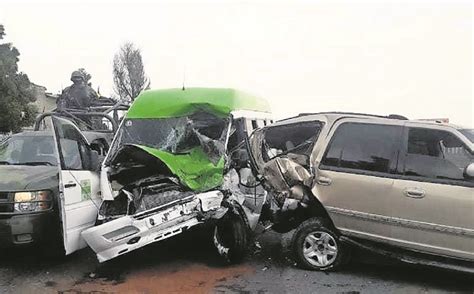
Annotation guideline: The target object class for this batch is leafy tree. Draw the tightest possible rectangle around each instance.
[0,24,38,133]
[113,42,150,101]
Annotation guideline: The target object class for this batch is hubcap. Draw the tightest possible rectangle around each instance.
[302,231,338,267]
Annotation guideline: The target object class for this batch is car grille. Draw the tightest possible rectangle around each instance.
[0,192,14,213]
[0,192,8,200]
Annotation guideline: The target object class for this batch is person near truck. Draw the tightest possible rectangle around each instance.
[57,70,98,110]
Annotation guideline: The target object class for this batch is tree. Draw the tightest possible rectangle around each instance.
[0,25,38,133]
[113,42,150,101]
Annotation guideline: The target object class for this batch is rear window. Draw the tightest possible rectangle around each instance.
[321,123,402,174]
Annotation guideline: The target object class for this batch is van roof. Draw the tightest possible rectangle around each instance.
[126,88,271,119]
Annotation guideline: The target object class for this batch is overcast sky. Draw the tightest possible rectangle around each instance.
[1,0,472,126]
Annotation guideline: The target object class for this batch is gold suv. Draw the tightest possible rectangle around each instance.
[249,113,474,272]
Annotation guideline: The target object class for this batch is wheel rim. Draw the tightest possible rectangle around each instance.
[302,231,338,267]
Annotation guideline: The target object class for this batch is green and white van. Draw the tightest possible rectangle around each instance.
[82,88,272,262]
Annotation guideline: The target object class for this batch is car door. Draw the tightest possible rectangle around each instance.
[51,116,101,255]
[313,120,404,242]
[389,125,474,260]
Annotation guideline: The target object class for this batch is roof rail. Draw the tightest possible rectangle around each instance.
[296,112,408,120]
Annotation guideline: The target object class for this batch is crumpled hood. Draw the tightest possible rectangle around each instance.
[133,144,225,192]
[0,165,59,191]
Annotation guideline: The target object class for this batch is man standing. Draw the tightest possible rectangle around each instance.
[57,70,98,110]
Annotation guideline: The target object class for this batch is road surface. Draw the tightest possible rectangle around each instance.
[0,229,472,293]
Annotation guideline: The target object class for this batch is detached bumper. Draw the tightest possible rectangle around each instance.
[82,191,226,262]
[0,212,55,247]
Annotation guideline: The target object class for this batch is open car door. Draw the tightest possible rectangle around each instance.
[51,116,101,255]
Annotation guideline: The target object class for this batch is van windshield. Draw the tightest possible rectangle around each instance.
[108,111,230,164]
[0,135,58,166]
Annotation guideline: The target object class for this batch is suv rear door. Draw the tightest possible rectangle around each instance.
[389,125,474,260]
[315,120,403,242]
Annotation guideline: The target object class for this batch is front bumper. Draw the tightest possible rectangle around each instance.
[82,190,226,262]
[0,211,56,247]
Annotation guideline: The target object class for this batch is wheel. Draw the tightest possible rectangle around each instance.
[291,217,348,271]
[213,212,249,264]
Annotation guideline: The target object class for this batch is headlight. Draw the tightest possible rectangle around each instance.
[14,191,52,212]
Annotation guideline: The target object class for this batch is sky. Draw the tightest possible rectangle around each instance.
[0,0,472,126]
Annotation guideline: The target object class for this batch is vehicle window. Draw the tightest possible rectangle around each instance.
[262,121,322,162]
[0,135,58,166]
[245,119,254,134]
[404,128,473,182]
[459,129,474,143]
[321,123,402,173]
[60,139,84,170]
[107,111,229,166]
[227,119,245,151]
[54,117,88,170]
[251,120,258,130]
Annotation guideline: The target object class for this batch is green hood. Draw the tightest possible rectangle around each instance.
[133,145,225,191]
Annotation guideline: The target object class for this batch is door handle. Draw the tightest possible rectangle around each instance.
[316,177,332,186]
[64,183,77,188]
[404,188,425,199]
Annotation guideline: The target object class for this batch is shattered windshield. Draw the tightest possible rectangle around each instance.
[107,111,230,165]
[459,129,474,143]
[0,135,58,166]
[262,121,323,162]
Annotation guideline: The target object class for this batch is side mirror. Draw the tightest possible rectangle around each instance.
[464,163,474,178]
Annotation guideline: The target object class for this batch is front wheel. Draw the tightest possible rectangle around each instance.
[291,217,349,271]
[213,212,249,264]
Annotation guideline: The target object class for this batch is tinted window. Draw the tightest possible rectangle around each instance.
[404,128,473,182]
[321,123,401,173]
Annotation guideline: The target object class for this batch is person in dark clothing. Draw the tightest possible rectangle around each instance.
[57,71,98,110]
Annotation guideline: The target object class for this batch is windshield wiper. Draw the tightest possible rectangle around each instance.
[0,161,11,165]
[15,161,54,166]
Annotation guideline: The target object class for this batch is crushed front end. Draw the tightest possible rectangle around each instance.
[248,120,323,232]
[82,110,266,262]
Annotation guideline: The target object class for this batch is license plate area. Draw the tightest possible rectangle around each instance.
[144,199,199,229]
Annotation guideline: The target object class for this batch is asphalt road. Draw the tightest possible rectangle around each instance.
[0,229,472,294]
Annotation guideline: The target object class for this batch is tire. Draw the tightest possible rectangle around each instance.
[291,217,349,271]
[213,212,249,264]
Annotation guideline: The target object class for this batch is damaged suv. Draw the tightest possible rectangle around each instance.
[82,88,272,262]
[250,113,474,272]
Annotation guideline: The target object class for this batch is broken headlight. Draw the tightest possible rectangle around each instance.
[14,191,52,212]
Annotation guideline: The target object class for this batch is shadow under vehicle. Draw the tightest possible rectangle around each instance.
[81,88,273,263]
[248,112,474,273]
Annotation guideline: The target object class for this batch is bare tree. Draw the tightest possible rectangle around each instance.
[113,42,150,101]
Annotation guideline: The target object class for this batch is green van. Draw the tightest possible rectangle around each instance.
[82,88,272,262]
